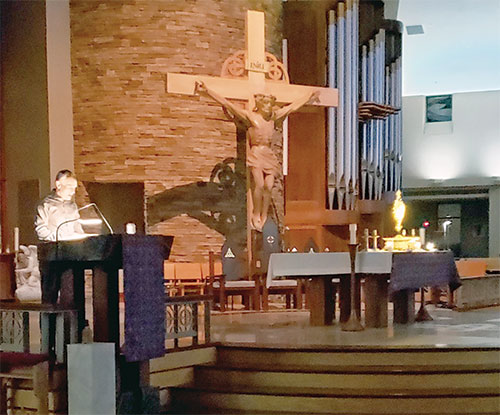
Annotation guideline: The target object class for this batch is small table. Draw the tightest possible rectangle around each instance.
[267,251,460,327]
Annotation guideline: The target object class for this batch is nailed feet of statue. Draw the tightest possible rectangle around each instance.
[251,215,265,232]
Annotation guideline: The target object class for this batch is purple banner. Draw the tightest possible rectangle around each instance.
[122,235,167,362]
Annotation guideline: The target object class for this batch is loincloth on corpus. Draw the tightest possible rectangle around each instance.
[247,145,279,176]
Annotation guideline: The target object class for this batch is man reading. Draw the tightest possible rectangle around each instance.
[35,170,86,242]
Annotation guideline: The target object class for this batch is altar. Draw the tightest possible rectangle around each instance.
[267,251,461,327]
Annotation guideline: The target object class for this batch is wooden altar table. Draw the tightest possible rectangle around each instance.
[266,251,460,327]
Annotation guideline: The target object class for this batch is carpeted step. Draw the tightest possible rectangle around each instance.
[215,344,500,368]
[193,364,500,390]
[170,387,500,414]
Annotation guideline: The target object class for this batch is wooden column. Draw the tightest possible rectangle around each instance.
[307,276,336,326]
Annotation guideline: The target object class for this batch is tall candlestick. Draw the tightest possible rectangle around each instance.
[349,223,357,244]
[14,227,20,252]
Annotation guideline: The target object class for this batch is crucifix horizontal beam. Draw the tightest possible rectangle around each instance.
[167,73,338,107]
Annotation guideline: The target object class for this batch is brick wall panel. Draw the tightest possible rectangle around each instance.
[70,0,283,261]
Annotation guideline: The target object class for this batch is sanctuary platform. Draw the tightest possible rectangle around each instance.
[165,306,500,415]
[210,305,500,348]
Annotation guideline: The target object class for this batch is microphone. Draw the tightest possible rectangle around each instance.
[55,217,103,243]
[78,203,114,235]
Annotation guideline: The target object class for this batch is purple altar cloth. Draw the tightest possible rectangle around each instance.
[122,235,166,362]
[389,251,461,295]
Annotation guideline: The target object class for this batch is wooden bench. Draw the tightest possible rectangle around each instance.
[453,258,500,310]
[0,301,77,414]
[164,262,206,296]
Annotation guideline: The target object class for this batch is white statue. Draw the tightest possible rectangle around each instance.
[15,245,42,302]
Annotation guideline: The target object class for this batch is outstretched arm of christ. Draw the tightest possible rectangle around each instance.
[274,90,320,122]
[195,81,250,126]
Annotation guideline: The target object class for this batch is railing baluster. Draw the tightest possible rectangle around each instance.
[164,295,212,350]
[22,311,30,352]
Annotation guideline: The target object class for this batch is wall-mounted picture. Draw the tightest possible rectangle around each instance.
[426,94,452,123]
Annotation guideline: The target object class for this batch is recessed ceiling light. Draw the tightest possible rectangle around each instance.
[406,25,424,35]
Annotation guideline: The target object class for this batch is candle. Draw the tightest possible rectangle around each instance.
[372,229,378,250]
[349,224,357,244]
[14,227,19,252]
[419,228,426,246]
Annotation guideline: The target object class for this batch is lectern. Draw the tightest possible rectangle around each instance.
[38,234,173,362]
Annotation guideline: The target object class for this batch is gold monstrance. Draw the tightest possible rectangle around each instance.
[383,190,420,251]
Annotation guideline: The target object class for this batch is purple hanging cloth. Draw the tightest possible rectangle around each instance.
[122,235,171,361]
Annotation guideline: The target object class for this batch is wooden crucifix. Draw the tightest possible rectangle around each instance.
[167,10,338,267]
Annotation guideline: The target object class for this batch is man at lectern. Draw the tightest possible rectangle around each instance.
[35,169,86,242]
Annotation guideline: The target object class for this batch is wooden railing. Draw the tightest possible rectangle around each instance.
[0,301,77,363]
[165,294,212,349]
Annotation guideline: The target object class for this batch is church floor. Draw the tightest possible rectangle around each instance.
[210,305,500,348]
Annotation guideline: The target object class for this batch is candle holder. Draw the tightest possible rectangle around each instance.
[415,287,433,322]
[342,243,364,331]
[372,230,380,251]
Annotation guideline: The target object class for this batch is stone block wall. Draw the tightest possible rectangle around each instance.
[70,0,283,261]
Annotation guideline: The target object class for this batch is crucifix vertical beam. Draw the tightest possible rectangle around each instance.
[166,10,337,277]
[246,10,266,94]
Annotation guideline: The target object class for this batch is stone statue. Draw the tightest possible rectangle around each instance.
[195,80,318,231]
[15,245,42,302]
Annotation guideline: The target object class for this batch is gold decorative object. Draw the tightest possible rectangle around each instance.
[383,190,421,251]
[392,190,405,234]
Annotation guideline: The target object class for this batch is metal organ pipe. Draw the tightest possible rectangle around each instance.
[358,27,407,202]
[328,0,359,210]
[360,45,368,200]
[326,1,402,208]
[327,10,336,209]
[367,38,375,200]
[344,0,353,210]
[335,2,346,210]
[350,0,359,210]
[395,57,402,191]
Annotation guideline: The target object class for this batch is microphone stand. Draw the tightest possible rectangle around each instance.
[79,203,114,235]
[55,217,80,260]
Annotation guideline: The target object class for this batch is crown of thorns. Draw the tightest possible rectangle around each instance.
[254,94,277,103]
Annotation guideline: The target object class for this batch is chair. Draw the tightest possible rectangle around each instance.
[261,276,303,311]
[206,251,260,312]
[164,262,177,296]
[174,263,205,295]
[0,302,77,414]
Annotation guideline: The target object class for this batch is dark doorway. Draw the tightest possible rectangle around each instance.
[84,182,145,235]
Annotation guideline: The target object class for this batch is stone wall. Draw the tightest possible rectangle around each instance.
[70,0,283,261]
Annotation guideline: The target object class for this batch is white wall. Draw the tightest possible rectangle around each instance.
[402,90,500,188]
[46,0,74,180]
